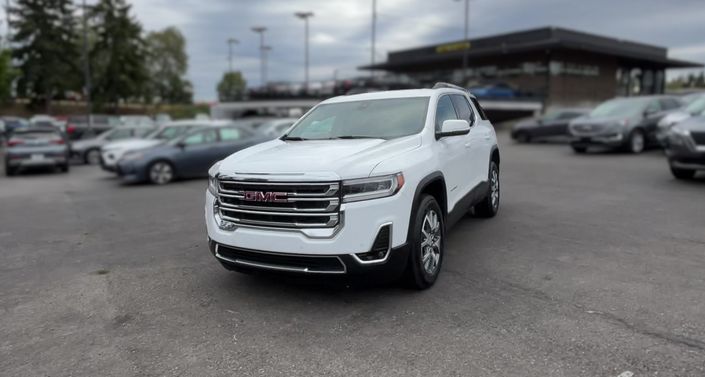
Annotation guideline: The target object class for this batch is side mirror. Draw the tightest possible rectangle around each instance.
[437,119,471,138]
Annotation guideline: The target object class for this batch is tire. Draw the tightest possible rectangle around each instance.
[670,166,695,180]
[5,163,16,176]
[571,144,588,153]
[148,160,175,185]
[474,161,500,218]
[84,148,101,165]
[405,194,444,290]
[515,132,531,143]
[626,129,645,154]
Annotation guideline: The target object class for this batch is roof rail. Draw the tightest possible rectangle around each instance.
[432,82,465,91]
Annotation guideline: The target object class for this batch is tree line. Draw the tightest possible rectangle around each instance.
[0,0,193,111]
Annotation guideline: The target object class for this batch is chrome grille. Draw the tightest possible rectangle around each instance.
[215,179,341,228]
[572,123,604,134]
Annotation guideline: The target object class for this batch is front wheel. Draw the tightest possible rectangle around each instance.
[405,195,444,290]
[84,148,101,165]
[627,129,645,154]
[670,166,695,180]
[148,161,175,185]
[571,145,587,154]
[474,161,500,218]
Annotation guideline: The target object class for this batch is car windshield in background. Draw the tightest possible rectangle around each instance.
[589,98,648,118]
[685,96,705,115]
[284,97,429,140]
[148,126,194,140]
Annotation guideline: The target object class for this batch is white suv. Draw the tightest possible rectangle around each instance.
[205,83,500,289]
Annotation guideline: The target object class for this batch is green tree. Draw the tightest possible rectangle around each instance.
[217,71,246,102]
[145,27,193,104]
[10,0,80,110]
[89,0,148,110]
[0,49,18,102]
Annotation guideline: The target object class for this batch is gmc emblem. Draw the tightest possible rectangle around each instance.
[243,191,288,203]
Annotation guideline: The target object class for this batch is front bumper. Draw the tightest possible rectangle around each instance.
[205,186,413,275]
[570,132,625,148]
[665,136,705,170]
[115,159,148,182]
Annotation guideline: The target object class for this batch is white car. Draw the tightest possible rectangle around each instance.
[100,120,228,172]
[205,83,500,289]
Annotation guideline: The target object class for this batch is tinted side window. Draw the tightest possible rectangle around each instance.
[220,127,251,141]
[435,96,458,131]
[469,97,488,120]
[450,95,475,125]
[646,100,661,113]
[659,98,680,110]
[183,129,217,145]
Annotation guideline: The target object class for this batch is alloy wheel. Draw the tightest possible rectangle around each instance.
[490,167,500,210]
[631,132,645,153]
[420,209,442,276]
[150,162,173,184]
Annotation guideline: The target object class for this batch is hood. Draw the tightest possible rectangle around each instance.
[219,135,422,180]
[675,115,705,132]
[658,111,690,129]
[102,138,162,152]
[570,114,635,126]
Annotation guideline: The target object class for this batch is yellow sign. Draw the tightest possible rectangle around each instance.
[435,42,471,54]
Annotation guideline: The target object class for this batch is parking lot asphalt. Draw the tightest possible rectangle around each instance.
[1,131,704,377]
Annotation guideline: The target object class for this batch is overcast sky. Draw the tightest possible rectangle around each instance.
[126,0,705,101]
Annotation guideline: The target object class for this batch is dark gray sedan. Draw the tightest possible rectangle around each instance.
[115,124,268,184]
[511,109,589,143]
[4,127,70,176]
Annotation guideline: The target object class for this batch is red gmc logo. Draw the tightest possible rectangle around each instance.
[243,191,288,203]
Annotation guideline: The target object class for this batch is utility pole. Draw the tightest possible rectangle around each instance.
[454,0,470,85]
[227,37,238,72]
[81,0,92,129]
[251,26,267,88]
[370,0,376,78]
[294,11,313,94]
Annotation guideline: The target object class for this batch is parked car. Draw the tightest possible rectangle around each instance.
[116,123,268,184]
[65,114,120,140]
[100,120,221,172]
[656,94,705,146]
[568,95,683,153]
[155,113,172,125]
[257,118,298,138]
[4,127,70,176]
[1,117,29,137]
[469,83,517,99]
[118,115,154,127]
[205,83,500,289]
[511,109,589,143]
[71,126,156,165]
[663,115,705,179]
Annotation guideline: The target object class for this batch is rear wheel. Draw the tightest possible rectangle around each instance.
[627,129,645,154]
[5,163,16,176]
[571,145,587,153]
[148,160,175,185]
[405,195,444,290]
[515,132,531,143]
[84,148,101,165]
[474,161,500,218]
[670,166,695,180]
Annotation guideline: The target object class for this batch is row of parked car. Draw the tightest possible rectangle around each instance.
[511,92,705,179]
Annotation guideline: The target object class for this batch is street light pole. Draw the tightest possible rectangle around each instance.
[370,0,376,78]
[251,26,267,87]
[294,11,314,94]
[81,0,92,129]
[227,37,238,73]
[454,0,470,85]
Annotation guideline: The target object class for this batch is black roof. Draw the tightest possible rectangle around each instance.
[361,26,702,70]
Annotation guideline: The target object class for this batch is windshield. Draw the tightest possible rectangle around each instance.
[590,98,648,118]
[147,125,195,140]
[685,96,705,115]
[284,97,429,140]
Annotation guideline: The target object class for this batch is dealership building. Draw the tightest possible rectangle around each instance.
[361,27,702,108]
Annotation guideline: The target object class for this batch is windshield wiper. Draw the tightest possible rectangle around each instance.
[281,136,308,141]
[331,135,380,139]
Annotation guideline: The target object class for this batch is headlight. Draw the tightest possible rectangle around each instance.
[671,126,690,136]
[208,161,221,196]
[342,173,404,203]
[121,152,143,161]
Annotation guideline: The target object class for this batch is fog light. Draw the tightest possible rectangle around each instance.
[354,224,391,263]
